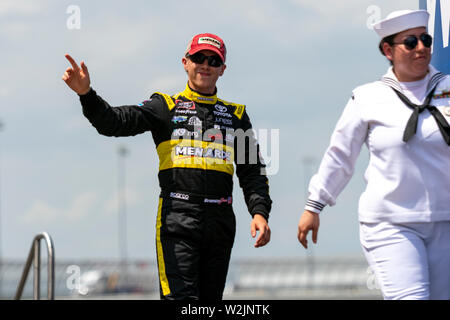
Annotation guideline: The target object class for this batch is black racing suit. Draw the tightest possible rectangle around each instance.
[79,83,272,300]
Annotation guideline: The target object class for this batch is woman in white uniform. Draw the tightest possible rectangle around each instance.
[297,9,450,300]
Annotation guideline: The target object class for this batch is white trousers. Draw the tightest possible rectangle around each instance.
[360,221,450,300]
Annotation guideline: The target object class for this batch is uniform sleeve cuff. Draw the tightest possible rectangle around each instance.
[304,199,326,214]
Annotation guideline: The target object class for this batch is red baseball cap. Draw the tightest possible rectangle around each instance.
[185,33,227,63]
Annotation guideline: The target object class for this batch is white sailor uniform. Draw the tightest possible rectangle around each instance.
[305,65,450,299]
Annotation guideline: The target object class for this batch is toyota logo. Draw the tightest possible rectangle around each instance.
[215,105,228,113]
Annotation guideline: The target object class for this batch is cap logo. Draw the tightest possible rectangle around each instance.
[198,37,221,49]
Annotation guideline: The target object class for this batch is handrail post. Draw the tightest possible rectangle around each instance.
[33,239,41,300]
[14,232,55,300]
[14,242,34,300]
[44,232,55,300]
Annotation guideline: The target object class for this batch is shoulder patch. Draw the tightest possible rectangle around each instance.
[217,98,246,120]
[233,104,245,119]
[152,92,176,111]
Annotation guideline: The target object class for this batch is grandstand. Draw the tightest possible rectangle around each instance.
[0,255,382,300]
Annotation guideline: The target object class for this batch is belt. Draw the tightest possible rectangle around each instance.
[160,190,233,205]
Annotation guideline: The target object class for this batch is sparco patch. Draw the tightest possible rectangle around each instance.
[170,192,189,200]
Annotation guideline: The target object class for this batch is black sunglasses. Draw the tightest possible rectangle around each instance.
[393,33,433,50]
[187,52,223,67]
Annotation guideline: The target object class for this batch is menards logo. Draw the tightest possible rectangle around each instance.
[175,145,231,161]
[198,37,221,49]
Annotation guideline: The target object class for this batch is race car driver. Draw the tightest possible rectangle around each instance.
[62,33,272,300]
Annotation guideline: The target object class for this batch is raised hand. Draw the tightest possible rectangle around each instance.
[62,54,91,95]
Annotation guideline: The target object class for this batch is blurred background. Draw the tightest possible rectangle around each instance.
[0,0,446,299]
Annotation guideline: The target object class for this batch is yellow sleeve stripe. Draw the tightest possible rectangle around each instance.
[154,92,176,111]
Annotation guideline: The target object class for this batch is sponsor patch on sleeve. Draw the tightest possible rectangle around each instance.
[138,99,152,107]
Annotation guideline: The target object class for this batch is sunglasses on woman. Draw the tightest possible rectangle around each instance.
[186,52,224,67]
[393,33,433,50]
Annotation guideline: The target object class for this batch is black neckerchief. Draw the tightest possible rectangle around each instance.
[392,86,450,145]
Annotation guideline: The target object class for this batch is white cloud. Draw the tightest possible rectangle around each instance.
[0,20,30,38]
[146,74,187,94]
[290,0,417,15]
[290,0,364,15]
[21,200,59,224]
[21,191,99,224]
[68,11,179,71]
[287,0,419,35]
[0,0,45,16]
[104,187,145,216]
[65,192,98,221]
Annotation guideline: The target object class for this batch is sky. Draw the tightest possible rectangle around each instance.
[0,0,428,262]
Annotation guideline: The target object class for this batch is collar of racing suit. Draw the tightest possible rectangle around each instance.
[179,83,218,105]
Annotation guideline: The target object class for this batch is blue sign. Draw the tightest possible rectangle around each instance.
[420,0,450,74]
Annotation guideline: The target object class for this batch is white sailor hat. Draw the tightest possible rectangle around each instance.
[372,9,429,38]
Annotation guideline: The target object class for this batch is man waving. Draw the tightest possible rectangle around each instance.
[62,33,272,300]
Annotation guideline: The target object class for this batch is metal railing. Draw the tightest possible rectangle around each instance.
[14,232,55,300]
